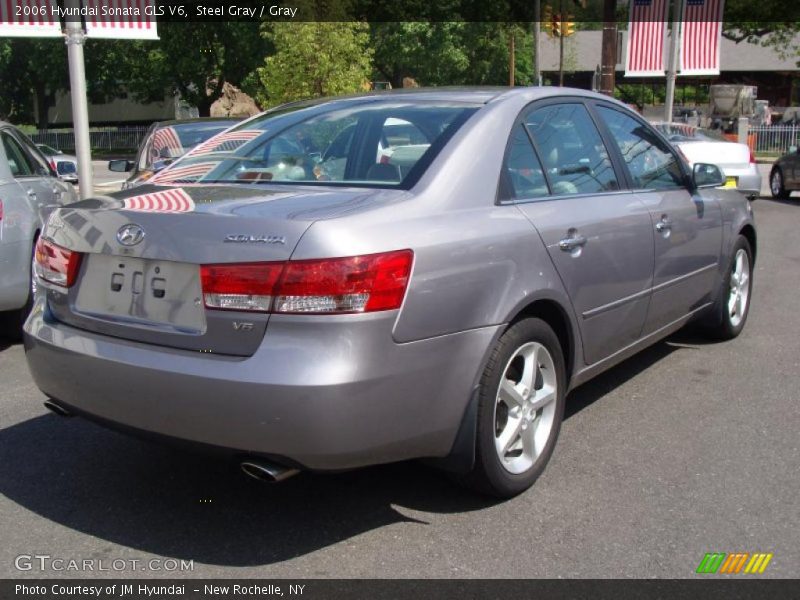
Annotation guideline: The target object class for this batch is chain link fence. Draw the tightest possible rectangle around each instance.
[30,127,149,153]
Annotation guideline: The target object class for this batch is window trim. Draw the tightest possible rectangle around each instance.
[587,100,693,193]
[1,129,38,179]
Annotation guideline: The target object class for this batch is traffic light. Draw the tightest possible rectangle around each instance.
[563,15,575,37]
[551,12,562,37]
[543,4,554,38]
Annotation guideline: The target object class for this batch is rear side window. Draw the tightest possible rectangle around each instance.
[501,125,548,201]
[2,132,35,177]
[597,107,686,190]
[525,103,619,195]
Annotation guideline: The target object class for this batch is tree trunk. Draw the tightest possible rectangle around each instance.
[34,83,52,131]
[196,99,212,118]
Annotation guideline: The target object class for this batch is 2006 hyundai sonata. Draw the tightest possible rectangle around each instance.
[24,88,756,497]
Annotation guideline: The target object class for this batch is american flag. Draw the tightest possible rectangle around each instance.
[151,127,183,157]
[0,0,60,37]
[123,188,195,213]
[151,162,217,184]
[187,130,262,157]
[680,0,725,76]
[83,0,158,40]
[624,0,670,77]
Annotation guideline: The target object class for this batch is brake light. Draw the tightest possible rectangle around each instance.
[34,238,82,287]
[49,160,57,172]
[749,149,756,164]
[0,199,3,222]
[200,250,413,314]
[200,263,283,312]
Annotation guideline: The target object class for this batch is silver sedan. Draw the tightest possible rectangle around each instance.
[1,123,76,335]
[24,89,756,497]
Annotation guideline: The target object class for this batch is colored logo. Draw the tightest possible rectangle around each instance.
[696,552,773,574]
[116,224,145,247]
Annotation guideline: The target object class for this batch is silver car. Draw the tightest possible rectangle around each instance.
[36,144,79,184]
[24,89,756,497]
[653,122,762,199]
[1,123,76,335]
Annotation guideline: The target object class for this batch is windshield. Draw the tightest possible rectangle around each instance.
[150,102,479,188]
[140,121,239,171]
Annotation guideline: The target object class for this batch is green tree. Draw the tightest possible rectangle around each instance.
[252,22,373,107]
[125,22,269,117]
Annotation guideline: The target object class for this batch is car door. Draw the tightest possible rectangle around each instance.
[2,129,64,214]
[593,104,722,335]
[507,101,655,365]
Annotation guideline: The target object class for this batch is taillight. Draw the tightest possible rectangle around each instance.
[749,150,756,164]
[34,238,82,287]
[200,262,283,312]
[0,199,4,222]
[200,250,413,314]
[49,160,57,172]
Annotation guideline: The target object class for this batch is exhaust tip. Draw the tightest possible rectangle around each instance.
[240,460,300,483]
[43,400,72,417]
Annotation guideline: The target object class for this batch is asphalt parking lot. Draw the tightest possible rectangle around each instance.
[1,164,798,579]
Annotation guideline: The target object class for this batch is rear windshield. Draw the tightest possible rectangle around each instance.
[150,102,479,188]
[141,121,238,170]
[656,124,728,143]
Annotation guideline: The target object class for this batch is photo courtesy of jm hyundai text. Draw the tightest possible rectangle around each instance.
[23,88,756,498]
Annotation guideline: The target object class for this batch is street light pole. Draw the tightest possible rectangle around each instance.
[664,0,684,122]
[64,1,93,199]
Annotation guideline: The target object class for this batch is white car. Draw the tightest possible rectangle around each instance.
[1,124,76,335]
[36,143,79,184]
[654,122,761,199]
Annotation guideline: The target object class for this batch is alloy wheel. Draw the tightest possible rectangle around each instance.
[728,248,750,328]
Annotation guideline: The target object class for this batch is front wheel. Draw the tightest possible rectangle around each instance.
[460,318,566,498]
[701,235,753,340]
[770,168,789,200]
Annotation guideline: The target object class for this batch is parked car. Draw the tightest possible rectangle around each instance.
[108,118,241,189]
[0,123,77,335]
[769,146,800,199]
[24,89,756,497]
[653,122,761,199]
[36,143,79,184]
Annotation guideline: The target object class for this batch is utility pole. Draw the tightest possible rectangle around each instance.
[664,0,684,122]
[599,0,617,96]
[64,0,93,199]
[509,28,516,86]
[558,0,565,86]
[533,0,541,85]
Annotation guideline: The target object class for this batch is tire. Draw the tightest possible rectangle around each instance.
[770,168,789,200]
[702,235,753,340]
[459,318,566,498]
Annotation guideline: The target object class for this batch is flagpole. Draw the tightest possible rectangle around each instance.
[664,0,684,122]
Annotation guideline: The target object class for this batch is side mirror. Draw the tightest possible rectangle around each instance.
[693,163,725,188]
[108,159,134,173]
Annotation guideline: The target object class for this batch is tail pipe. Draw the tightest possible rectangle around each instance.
[240,459,300,483]
[43,399,72,417]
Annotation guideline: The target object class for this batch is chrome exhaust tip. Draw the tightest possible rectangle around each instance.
[43,400,72,417]
[240,460,300,483]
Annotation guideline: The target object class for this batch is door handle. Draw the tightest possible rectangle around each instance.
[559,232,588,252]
[655,215,672,233]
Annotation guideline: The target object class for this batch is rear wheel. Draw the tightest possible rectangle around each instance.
[460,318,566,498]
[770,168,789,200]
[701,235,753,340]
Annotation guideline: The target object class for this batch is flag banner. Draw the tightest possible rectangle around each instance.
[680,0,725,76]
[0,0,61,37]
[83,0,158,40]
[151,162,218,184]
[625,0,670,77]
[123,188,195,213]
[186,130,262,157]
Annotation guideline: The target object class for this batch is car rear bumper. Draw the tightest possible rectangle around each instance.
[24,300,499,470]
[723,166,762,197]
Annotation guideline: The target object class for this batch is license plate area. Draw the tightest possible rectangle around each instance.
[723,176,738,189]
[74,254,206,333]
